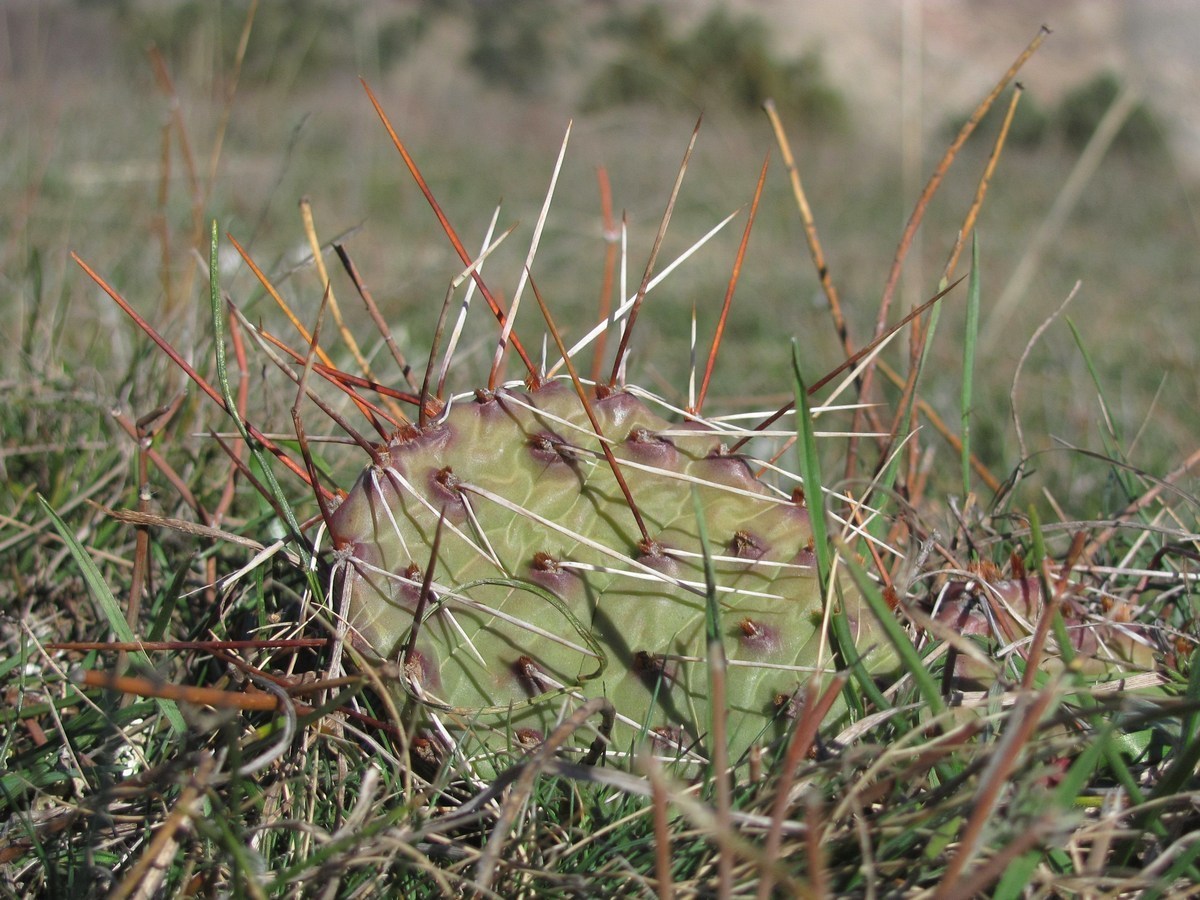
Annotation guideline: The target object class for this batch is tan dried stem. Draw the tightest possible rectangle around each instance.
[762,99,852,364]
[850,26,1049,474]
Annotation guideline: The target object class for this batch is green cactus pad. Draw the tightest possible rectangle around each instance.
[329,378,895,768]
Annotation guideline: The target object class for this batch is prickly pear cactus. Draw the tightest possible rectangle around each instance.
[329,377,894,768]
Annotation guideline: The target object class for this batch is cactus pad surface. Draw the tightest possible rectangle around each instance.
[329,379,893,767]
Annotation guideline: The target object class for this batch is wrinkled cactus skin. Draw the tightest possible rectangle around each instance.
[328,378,894,767]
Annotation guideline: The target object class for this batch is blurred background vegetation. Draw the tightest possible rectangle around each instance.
[4,0,1197,515]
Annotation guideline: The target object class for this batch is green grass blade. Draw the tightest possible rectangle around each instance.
[872,276,950,511]
[1027,504,1047,570]
[1065,315,1123,448]
[1181,645,1200,747]
[1054,722,1113,804]
[148,553,195,642]
[207,221,314,573]
[792,342,883,715]
[1143,840,1200,900]
[692,488,721,652]
[791,340,830,591]
[37,495,186,733]
[993,851,1041,900]
[693,486,728,745]
[841,551,943,716]
[995,712,1113,900]
[961,235,981,501]
[692,486,732,891]
[38,496,133,644]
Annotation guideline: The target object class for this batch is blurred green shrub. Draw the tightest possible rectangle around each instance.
[94,0,426,84]
[583,6,846,128]
[1058,71,1163,153]
[464,0,567,94]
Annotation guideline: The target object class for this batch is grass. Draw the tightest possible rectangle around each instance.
[4,6,1200,898]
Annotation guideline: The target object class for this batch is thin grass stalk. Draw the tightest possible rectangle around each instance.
[1021,525,1082,692]
[992,725,1117,899]
[426,222,519,420]
[74,668,295,712]
[300,198,388,406]
[1144,840,1200,900]
[48,639,328,653]
[693,489,731,898]
[109,753,217,900]
[475,698,615,890]
[942,87,1022,285]
[1066,318,1129,461]
[874,361,1002,493]
[110,410,206,522]
[876,293,943,508]
[205,0,257,190]
[253,331,409,434]
[227,233,335,369]
[803,791,828,898]
[208,225,324,576]
[76,247,332,497]
[791,343,884,716]
[762,99,852,364]
[947,813,1057,900]
[214,310,251,526]
[850,27,1048,474]
[882,83,1016,500]
[729,281,957,456]
[39,501,187,732]
[875,24,1048,348]
[643,753,675,900]
[154,119,174,310]
[124,410,157,645]
[1085,443,1200,560]
[146,45,212,314]
[960,236,982,501]
[548,209,738,379]
[231,304,385,455]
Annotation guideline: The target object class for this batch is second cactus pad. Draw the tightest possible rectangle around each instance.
[329,379,893,767]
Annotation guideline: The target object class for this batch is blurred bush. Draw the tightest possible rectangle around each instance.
[91,0,427,84]
[582,6,846,128]
[463,0,568,94]
[1058,71,1163,153]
